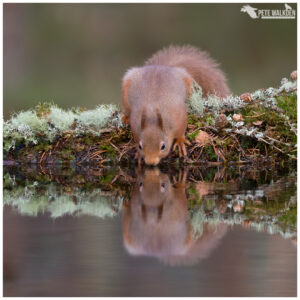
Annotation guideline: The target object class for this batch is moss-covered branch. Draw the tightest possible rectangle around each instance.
[4,71,297,166]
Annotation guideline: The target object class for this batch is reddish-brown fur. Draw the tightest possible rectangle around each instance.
[122,45,230,165]
[145,45,230,97]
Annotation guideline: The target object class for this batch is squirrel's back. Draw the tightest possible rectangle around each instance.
[145,45,230,97]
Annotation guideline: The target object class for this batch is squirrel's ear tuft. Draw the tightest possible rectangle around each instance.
[156,109,164,130]
[141,109,146,130]
[183,76,192,99]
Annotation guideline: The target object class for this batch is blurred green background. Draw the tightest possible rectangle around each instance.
[3,3,297,119]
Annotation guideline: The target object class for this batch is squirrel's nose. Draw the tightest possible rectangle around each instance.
[144,157,160,166]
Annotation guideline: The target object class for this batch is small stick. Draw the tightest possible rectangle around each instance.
[88,150,107,160]
[265,135,292,147]
[110,142,120,152]
[77,146,92,165]
[258,138,285,153]
[245,113,266,118]
[39,151,47,164]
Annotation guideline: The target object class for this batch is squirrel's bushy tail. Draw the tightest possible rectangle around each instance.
[145,45,230,97]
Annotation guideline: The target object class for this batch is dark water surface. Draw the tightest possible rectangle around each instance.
[3,166,297,297]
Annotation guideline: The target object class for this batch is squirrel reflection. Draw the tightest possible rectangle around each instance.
[122,168,227,266]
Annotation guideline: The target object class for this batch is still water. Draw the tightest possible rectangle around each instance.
[3,165,297,297]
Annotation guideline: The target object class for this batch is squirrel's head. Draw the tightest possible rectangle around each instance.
[138,110,171,166]
[137,167,170,206]
[139,127,171,166]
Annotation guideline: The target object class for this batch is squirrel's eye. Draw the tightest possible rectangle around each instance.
[138,143,142,150]
[160,143,165,150]
[161,183,165,188]
[139,182,143,187]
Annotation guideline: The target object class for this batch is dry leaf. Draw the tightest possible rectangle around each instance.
[290,70,297,81]
[215,113,228,129]
[195,130,211,145]
[240,93,252,103]
[253,120,263,126]
[233,204,243,212]
[233,113,243,122]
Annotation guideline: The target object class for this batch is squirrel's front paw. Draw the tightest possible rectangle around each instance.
[172,168,188,188]
[173,136,191,157]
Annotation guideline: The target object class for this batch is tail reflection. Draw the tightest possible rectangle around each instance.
[122,168,227,266]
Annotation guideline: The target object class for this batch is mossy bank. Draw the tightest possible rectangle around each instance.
[3,72,297,167]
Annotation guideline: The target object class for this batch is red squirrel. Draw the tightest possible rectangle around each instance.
[121,45,230,165]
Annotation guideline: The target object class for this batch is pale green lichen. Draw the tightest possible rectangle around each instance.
[48,107,77,132]
[278,77,297,93]
[4,110,49,149]
[189,209,206,238]
[187,81,245,117]
[187,82,205,115]
[4,182,123,219]
[188,74,297,117]
[75,105,122,136]
[187,201,296,240]
[4,104,122,151]
[224,115,265,139]
[206,94,223,112]
[10,110,49,133]
[48,197,77,218]
[251,89,265,100]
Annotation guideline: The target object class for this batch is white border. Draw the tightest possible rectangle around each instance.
[1,2,298,300]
